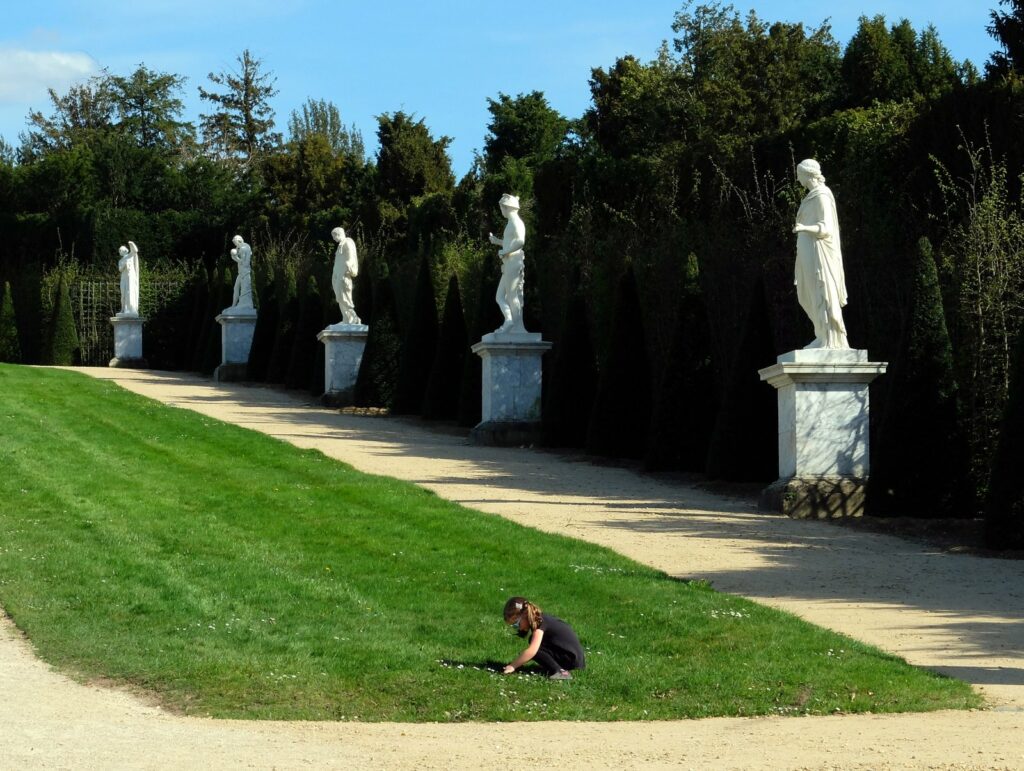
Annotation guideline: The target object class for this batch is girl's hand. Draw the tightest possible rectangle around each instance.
[502,665,515,674]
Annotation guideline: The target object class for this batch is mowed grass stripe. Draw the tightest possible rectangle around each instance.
[0,364,980,720]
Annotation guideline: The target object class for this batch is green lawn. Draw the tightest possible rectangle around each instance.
[0,364,981,720]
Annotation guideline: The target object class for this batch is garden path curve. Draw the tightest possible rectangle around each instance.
[1,367,1021,770]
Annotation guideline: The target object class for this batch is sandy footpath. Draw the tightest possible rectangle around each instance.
[1,366,1022,770]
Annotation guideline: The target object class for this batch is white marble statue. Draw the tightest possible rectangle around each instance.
[487,193,527,334]
[792,159,849,349]
[228,235,254,312]
[331,226,361,325]
[116,240,140,317]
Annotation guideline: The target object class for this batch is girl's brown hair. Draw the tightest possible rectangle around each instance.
[503,596,543,631]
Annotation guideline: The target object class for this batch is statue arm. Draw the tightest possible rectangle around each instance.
[488,233,502,246]
[128,241,138,255]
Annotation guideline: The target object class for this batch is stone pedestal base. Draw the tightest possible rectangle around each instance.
[214,310,258,382]
[758,349,886,518]
[759,476,867,519]
[317,324,369,407]
[470,332,552,446]
[109,315,146,368]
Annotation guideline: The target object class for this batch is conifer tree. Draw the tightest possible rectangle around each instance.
[645,255,717,471]
[457,260,503,426]
[266,265,299,384]
[422,274,468,420]
[586,265,653,459]
[185,267,211,371]
[247,271,279,381]
[201,266,233,375]
[871,238,969,517]
[543,270,597,448]
[0,281,21,363]
[354,275,402,408]
[44,273,80,366]
[391,257,439,415]
[285,274,324,390]
[705,273,777,481]
[985,326,1024,549]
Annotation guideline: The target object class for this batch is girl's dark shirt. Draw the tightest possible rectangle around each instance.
[520,613,586,669]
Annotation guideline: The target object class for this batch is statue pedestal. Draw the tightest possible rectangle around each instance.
[109,315,146,368]
[758,349,886,518]
[317,324,369,407]
[470,332,553,446]
[214,309,258,382]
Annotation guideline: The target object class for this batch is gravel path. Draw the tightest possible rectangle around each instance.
[2,367,1021,770]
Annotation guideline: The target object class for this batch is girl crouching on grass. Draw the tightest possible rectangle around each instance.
[502,596,586,680]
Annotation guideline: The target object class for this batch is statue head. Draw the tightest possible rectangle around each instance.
[796,159,825,189]
[331,227,345,243]
[118,245,129,257]
[232,234,244,247]
[498,193,520,215]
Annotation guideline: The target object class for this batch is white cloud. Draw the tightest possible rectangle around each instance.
[0,49,101,103]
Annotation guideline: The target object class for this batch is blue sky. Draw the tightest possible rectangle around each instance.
[0,1,998,176]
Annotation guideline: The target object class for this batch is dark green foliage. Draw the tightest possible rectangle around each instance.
[0,281,21,363]
[391,258,439,415]
[354,277,402,408]
[985,326,1024,548]
[645,256,718,471]
[285,275,324,390]
[201,267,234,375]
[185,268,211,372]
[871,238,969,518]
[247,275,279,382]
[543,273,598,448]
[421,275,468,420]
[705,274,777,482]
[266,267,299,385]
[586,266,653,459]
[457,261,503,427]
[987,0,1024,78]
[43,273,80,366]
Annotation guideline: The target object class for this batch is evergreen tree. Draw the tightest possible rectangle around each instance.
[457,260,503,427]
[871,238,969,517]
[185,267,211,371]
[0,281,22,363]
[198,49,280,164]
[107,64,193,153]
[266,265,299,384]
[543,271,598,448]
[201,266,233,375]
[285,275,324,390]
[644,255,717,471]
[247,272,279,381]
[985,326,1024,549]
[422,274,468,420]
[354,276,402,408]
[391,257,439,415]
[44,273,80,366]
[987,0,1024,78]
[705,273,777,482]
[586,266,653,459]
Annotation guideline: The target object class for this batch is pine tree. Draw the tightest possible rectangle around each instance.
[354,276,402,408]
[871,238,969,517]
[422,274,468,420]
[543,271,597,448]
[44,273,80,366]
[985,325,1024,549]
[645,255,717,471]
[0,281,21,363]
[586,265,653,459]
[391,257,439,415]
[705,273,778,481]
